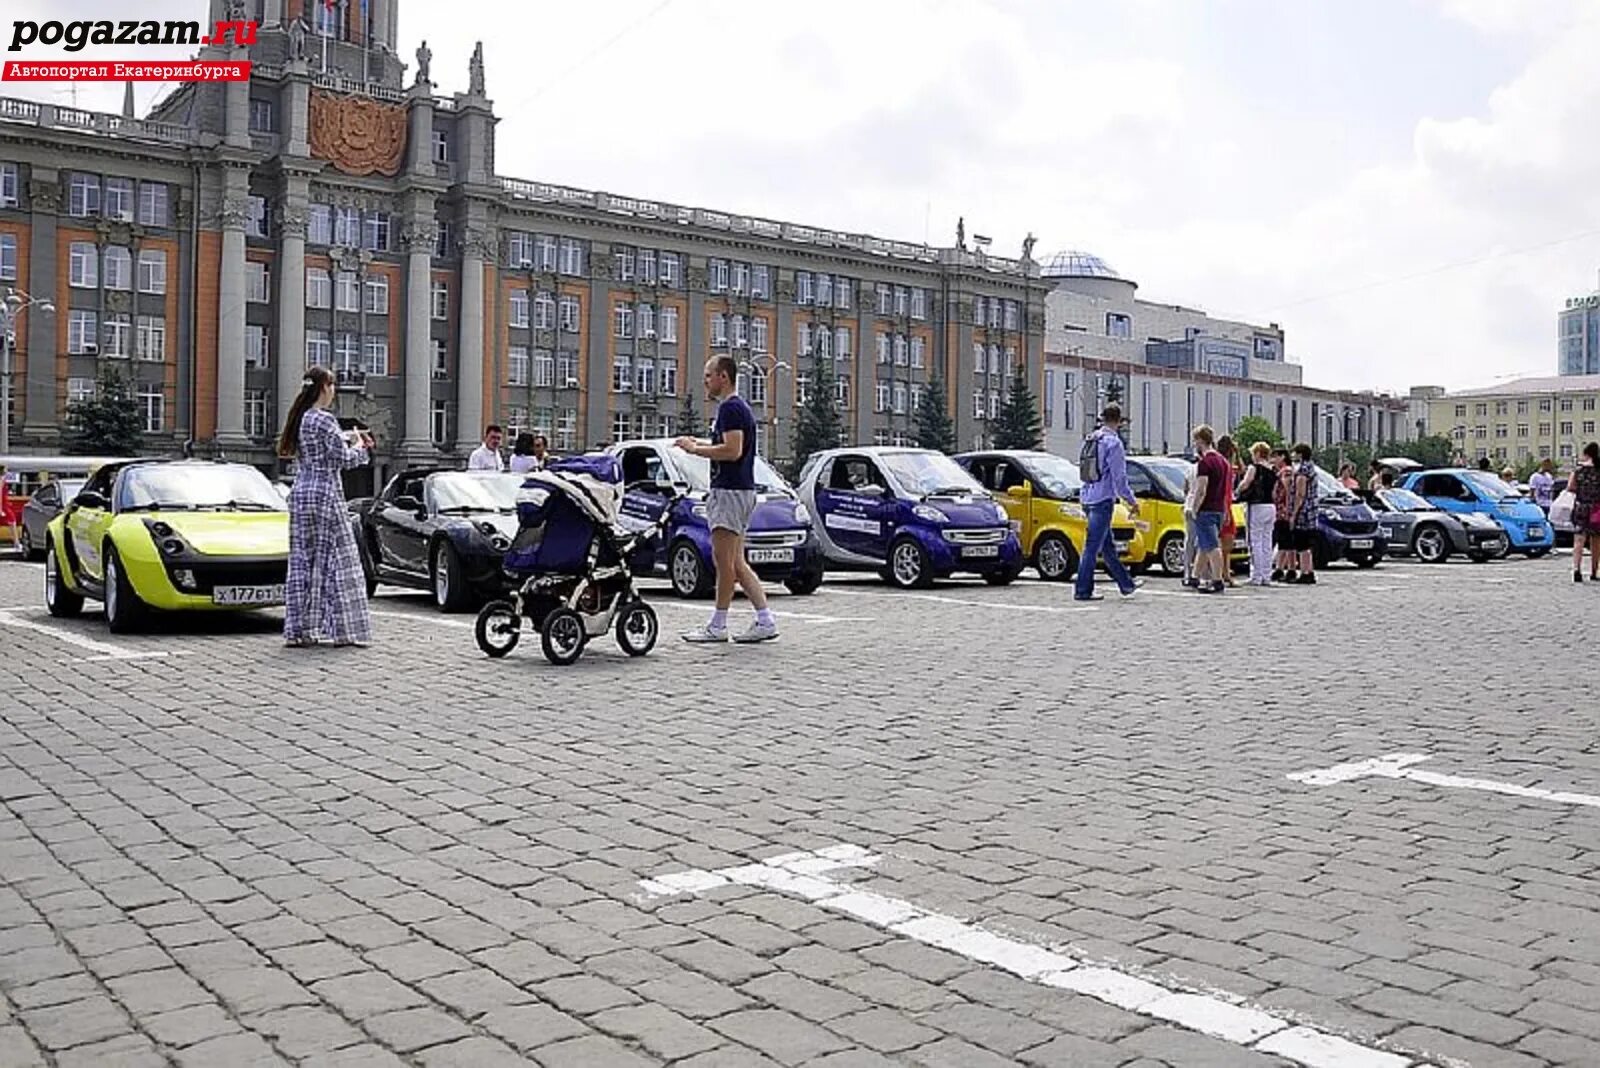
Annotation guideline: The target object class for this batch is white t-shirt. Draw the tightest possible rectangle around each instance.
[508,454,541,474]
[467,445,503,472]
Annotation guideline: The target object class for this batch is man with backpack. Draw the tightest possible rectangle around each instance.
[1075,404,1141,602]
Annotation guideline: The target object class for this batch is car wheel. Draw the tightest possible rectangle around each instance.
[670,540,713,599]
[103,545,146,634]
[431,541,472,613]
[1495,537,1512,559]
[884,537,933,590]
[614,599,659,657]
[539,607,588,666]
[1158,532,1186,576]
[1034,532,1078,582]
[783,566,824,596]
[1412,525,1451,564]
[474,600,521,658]
[43,538,83,618]
[17,524,36,560]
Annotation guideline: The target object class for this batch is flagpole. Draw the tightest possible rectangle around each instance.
[361,0,369,82]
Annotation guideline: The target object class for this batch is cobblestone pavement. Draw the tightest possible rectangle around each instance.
[0,552,1596,1068]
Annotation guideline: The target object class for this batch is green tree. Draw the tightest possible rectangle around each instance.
[788,356,842,482]
[992,365,1044,451]
[913,370,957,453]
[1230,414,1284,453]
[1395,434,1454,468]
[64,368,143,456]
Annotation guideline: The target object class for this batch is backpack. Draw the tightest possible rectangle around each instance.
[1078,432,1103,484]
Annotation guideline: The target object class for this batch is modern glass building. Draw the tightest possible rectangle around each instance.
[1559,293,1600,376]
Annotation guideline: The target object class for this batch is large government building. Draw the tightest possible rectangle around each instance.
[0,0,1043,489]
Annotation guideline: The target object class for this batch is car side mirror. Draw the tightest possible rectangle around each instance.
[392,495,423,514]
[1006,482,1032,499]
[73,491,106,511]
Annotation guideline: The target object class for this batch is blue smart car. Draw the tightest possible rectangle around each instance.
[796,446,1024,589]
[610,439,825,597]
[1400,467,1553,557]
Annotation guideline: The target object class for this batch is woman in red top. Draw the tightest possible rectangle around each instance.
[1217,436,1239,587]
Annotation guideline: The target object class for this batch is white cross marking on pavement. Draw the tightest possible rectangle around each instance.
[0,608,170,661]
[1289,752,1600,810]
[638,845,1429,1068]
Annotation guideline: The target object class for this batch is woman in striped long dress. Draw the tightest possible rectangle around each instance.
[276,367,373,647]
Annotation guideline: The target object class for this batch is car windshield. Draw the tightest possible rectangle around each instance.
[1021,454,1083,499]
[1315,467,1357,501]
[429,473,526,512]
[1463,470,1519,501]
[669,448,789,494]
[1140,460,1190,499]
[1379,488,1433,512]
[54,479,86,502]
[120,465,285,512]
[880,451,985,497]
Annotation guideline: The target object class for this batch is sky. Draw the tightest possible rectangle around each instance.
[7,0,1600,394]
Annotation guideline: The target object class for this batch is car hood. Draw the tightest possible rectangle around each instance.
[749,497,810,532]
[446,511,518,539]
[916,495,1007,527]
[137,512,289,555]
[1458,512,1502,531]
[1320,499,1377,521]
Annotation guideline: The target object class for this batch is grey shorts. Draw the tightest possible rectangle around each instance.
[706,489,757,534]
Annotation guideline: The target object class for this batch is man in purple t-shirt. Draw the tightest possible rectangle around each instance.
[1187,424,1231,594]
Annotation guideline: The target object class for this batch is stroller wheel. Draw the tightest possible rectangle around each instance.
[615,600,658,657]
[540,607,587,666]
[475,600,521,658]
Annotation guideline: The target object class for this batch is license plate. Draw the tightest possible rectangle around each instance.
[213,584,284,605]
[962,545,1000,558]
[1348,539,1373,550]
[1527,526,1545,538]
[747,548,794,564]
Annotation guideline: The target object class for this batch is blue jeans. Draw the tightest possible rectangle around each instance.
[1075,500,1134,598]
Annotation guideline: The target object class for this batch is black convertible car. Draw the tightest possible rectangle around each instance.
[350,469,524,611]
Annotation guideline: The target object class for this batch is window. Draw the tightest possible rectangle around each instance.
[1587,398,1598,411]
[611,412,631,443]
[69,242,98,288]
[894,286,908,316]
[1561,421,1574,435]
[708,259,729,293]
[990,344,1004,375]
[246,261,270,303]
[333,332,359,375]
[1562,442,1575,459]
[1475,402,1487,416]
[877,284,892,315]
[750,317,768,353]
[816,273,832,307]
[1494,401,1509,415]
[1004,301,1018,330]
[432,338,449,378]
[0,234,13,281]
[989,391,1001,420]
[430,281,449,320]
[333,206,359,247]
[247,195,270,238]
[332,271,358,313]
[534,291,556,329]
[102,314,131,358]
[748,367,767,404]
[1561,399,1574,412]
[556,408,577,449]
[104,177,134,221]
[67,377,94,403]
[0,162,17,207]
[432,401,449,446]
[559,238,585,276]
[989,301,1004,329]
[136,249,166,294]
[659,414,674,438]
[1473,425,1486,439]
[1540,399,1553,413]
[796,373,811,405]
[835,375,850,406]
[1516,423,1529,437]
[68,174,100,217]
[910,337,925,369]
[137,385,164,433]
[507,231,534,267]
[306,268,331,309]
[732,314,749,349]
[613,353,632,392]
[731,261,749,295]
[637,358,656,395]
[711,314,728,348]
[639,249,657,285]
[102,246,132,291]
[614,303,633,339]
[877,334,891,365]
[533,349,554,387]
[910,288,926,320]
[362,212,390,252]
[911,384,924,412]
[559,296,580,332]
[1516,400,1529,415]
[245,390,270,439]
[1106,313,1132,339]
[795,271,813,305]
[894,383,907,415]
[1454,404,1467,417]
[614,247,635,282]
[432,129,450,164]
[972,342,983,376]
[249,98,274,133]
[136,316,166,362]
[1585,421,1596,435]
[836,278,853,310]
[508,345,529,385]
[306,330,330,366]
[357,275,387,316]
[661,360,677,396]
[799,322,813,357]
[1540,422,1552,436]
[660,305,678,343]
[877,382,894,413]
[434,222,452,260]
[751,264,770,299]
[534,234,557,271]
[894,335,908,366]
[835,327,851,359]
[660,252,680,287]
[306,204,332,245]
[245,324,269,369]
[509,289,529,327]
[68,310,97,354]
[638,303,656,339]
[814,324,831,359]
[973,390,985,419]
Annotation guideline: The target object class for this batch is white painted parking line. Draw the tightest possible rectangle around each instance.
[648,599,872,624]
[639,846,1427,1068]
[1289,752,1600,810]
[821,588,1099,613]
[369,609,472,630]
[0,608,170,661]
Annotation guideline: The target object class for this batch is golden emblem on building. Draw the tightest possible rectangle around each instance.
[307,90,407,177]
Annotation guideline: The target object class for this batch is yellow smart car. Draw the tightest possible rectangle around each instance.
[955,450,1147,581]
[1125,456,1248,575]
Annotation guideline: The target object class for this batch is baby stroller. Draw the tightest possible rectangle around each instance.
[474,453,675,666]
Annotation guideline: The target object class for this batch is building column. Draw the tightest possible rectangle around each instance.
[22,167,60,439]
[215,166,250,445]
[455,233,486,452]
[400,216,435,453]
[276,179,309,428]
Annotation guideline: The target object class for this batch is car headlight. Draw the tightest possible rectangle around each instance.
[992,503,1009,523]
[793,503,811,525]
[913,505,948,523]
[1060,503,1085,520]
[691,503,707,519]
[1320,508,1339,521]
[476,521,498,537]
[172,568,197,591]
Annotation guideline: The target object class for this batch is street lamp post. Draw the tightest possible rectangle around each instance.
[2,289,57,455]
[739,351,790,462]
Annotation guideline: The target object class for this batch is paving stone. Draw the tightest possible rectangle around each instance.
[528,1033,661,1068]
[532,974,641,1016]
[362,1007,474,1053]
[19,994,132,1051]
[418,967,534,1018]
[173,1031,290,1067]
[741,971,869,1022]
[142,1002,241,1048]
[106,968,214,1015]
[477,1002,589,1052]
[412,1036,531,1067]
[310,972,427,1018]
[247,1005,367,1059]
[825,1006,942,1052]
[0,1025,46,1068]
[708,1009,850,1065]
[299,1045,412,1068]
[589,1003,723,1060]
[54,1033,168,1068]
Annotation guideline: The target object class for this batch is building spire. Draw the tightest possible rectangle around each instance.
[121,82,135,119]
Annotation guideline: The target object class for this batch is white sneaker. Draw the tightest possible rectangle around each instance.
[732,620,780,644]
[681,624,729,644]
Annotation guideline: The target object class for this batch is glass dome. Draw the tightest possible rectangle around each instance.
[1039,250,1122,280]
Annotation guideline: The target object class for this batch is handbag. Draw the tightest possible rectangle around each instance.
[1550,489,1575,528]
